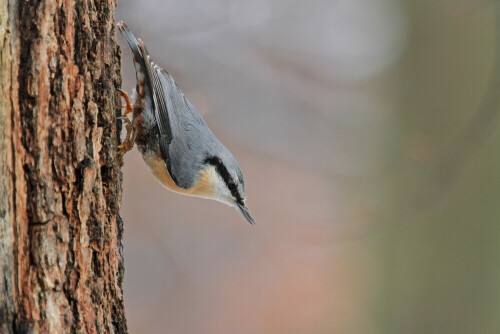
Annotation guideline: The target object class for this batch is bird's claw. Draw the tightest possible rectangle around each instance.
[116,116,132,127]
[116,89,136,155]
[117,88,133,118]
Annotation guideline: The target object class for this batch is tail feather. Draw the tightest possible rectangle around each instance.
[117,21,152,98]
[117,21,145,65]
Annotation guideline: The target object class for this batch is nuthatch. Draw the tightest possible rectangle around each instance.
[116,22,255,224]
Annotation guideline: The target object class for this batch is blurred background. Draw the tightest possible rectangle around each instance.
[116,1,500,333]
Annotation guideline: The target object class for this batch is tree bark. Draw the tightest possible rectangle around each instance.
[0,0,126,333]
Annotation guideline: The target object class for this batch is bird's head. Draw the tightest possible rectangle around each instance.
[202,155,255,225]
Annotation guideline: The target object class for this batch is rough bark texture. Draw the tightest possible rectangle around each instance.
[0,0,126,333]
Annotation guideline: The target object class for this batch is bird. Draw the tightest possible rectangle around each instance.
[116,21,255,224]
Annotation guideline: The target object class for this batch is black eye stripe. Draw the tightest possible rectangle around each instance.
[204,156,242,203]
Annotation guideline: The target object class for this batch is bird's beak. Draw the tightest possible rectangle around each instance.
[237,202,255,225]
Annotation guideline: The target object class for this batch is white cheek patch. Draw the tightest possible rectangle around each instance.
[209,171,234,206]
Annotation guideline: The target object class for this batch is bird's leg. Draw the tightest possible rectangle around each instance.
[117,89,136,154]
[117,88,134,119]
[117,116,137,154]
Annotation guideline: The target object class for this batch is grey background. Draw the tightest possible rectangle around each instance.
[117,1,500,333]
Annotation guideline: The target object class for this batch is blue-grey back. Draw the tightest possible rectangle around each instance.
[158,70,237,188]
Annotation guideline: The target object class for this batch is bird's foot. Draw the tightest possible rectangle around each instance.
[117,88,134,119]
[117,116,137,154]
[117,89,136,155]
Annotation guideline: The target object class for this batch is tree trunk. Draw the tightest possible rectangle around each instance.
[0,0,126,333]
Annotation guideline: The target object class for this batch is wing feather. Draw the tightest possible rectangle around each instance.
[119,22,195,188]
[135,42,179,183]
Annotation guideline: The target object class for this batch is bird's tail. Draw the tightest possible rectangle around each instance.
[117,21,151,98]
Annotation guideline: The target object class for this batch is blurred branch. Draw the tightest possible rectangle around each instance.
[417,1,500,208]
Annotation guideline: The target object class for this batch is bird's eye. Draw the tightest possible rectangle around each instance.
[227,181,236,192]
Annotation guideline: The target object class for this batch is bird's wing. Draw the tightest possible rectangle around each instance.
[119,22,198,189]
[157,69,212,189]
[147,58,208,189]
[135,43,177,176]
